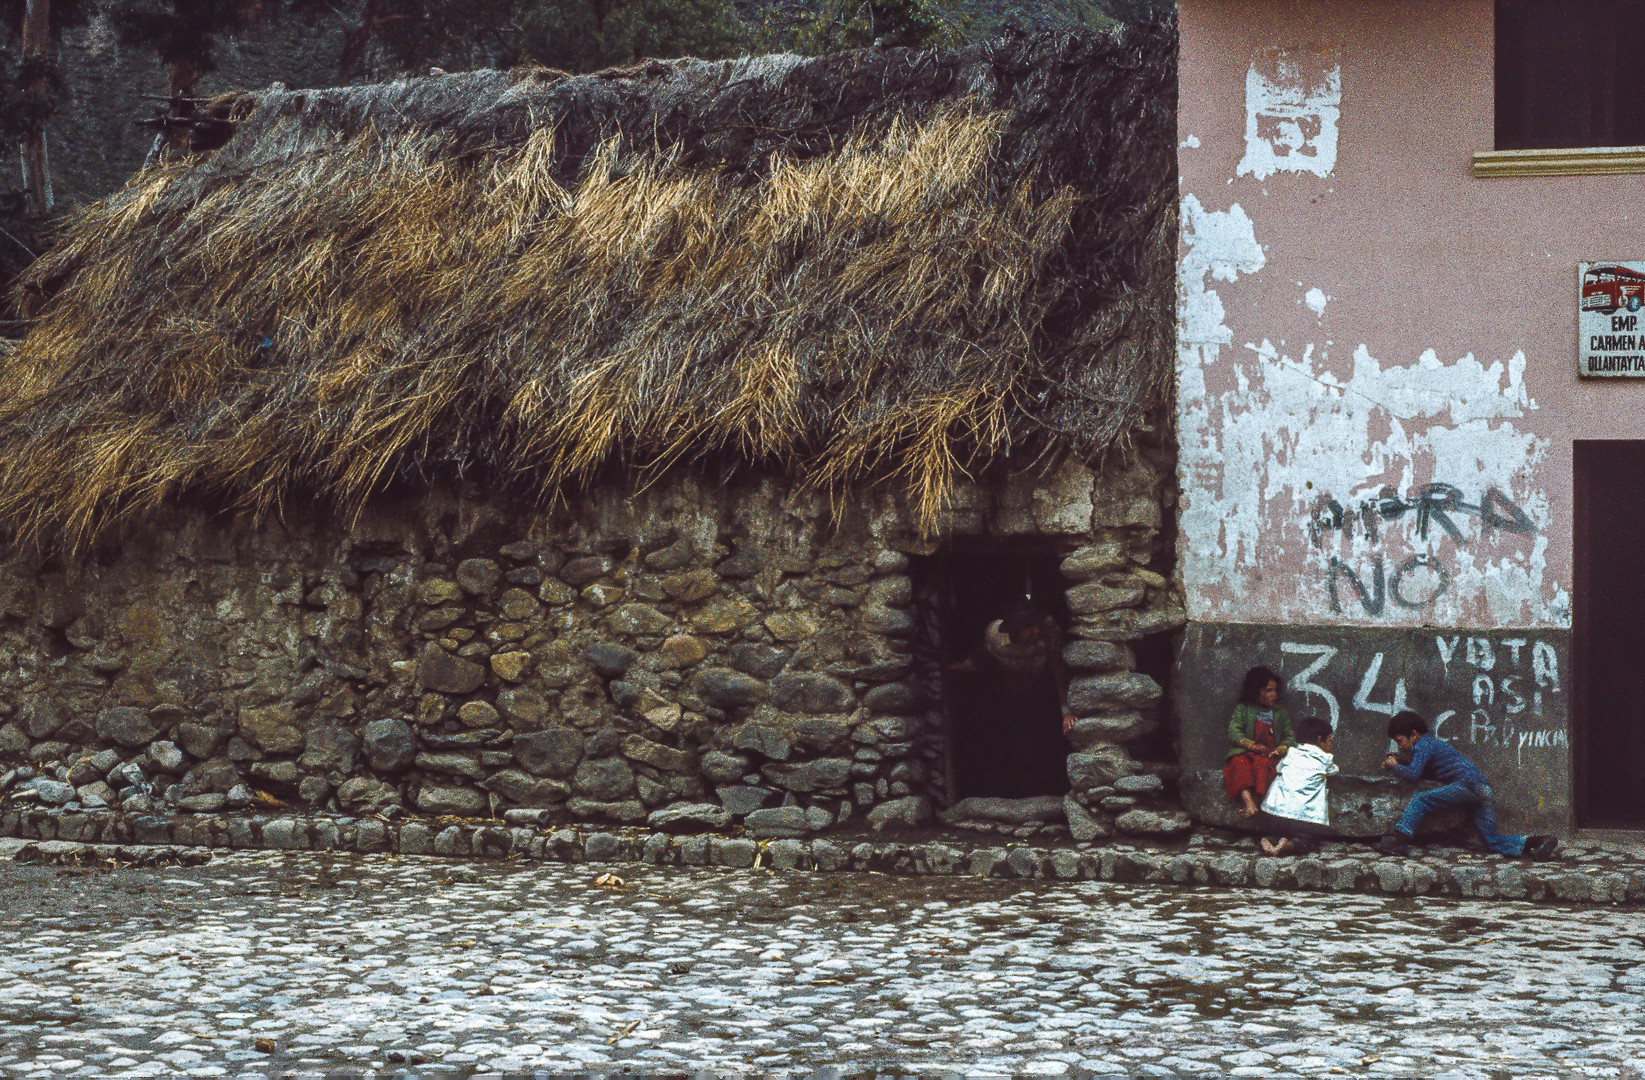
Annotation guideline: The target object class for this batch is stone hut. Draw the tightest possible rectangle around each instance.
[0,26,1183,841]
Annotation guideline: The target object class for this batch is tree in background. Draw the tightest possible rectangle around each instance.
[336,0,756,76]
[16,0,51,214]
[516,0,750,73]
[92,0,1148,127]
[337,0,1163,78]
[0,0,92,311]
[104,0,342,157]
[104,0,306,98]
[783,0,952,53]
[333,0,954,78]
[1,0,95,205]
[336,0,523,76]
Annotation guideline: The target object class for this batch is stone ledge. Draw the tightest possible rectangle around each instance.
[2,809,1639,907]
[1181,769,1474,839]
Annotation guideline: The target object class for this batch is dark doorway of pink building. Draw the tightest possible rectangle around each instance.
[1574,440,1645,827]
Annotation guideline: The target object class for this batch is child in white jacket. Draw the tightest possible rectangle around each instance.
[1259,715,1337,856]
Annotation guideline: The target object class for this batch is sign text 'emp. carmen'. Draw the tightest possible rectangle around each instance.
[1580,261,1645,376]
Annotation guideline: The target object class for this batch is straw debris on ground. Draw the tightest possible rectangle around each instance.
[0,26,1174,552]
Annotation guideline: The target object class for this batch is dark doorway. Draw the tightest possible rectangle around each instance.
[1574,440,1645,827]
[914,548,1071,800]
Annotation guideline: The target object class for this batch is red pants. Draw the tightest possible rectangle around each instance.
[1224,751,1277,801]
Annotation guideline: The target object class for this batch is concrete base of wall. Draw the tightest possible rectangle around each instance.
[4,808,1640,907]
[1180,770,1473,838]
[1173,622,1573,833]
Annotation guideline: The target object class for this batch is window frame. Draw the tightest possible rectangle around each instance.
[1473,145,1645,178]
[1479,0,1645,177]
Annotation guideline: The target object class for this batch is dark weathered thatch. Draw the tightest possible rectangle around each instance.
[0,26,1174,551]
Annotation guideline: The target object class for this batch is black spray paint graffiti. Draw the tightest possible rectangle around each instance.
[1326,554,1448,617]
[1280,634,1563,764]
[1306,484,1537,616]
[1308,483,1536,546]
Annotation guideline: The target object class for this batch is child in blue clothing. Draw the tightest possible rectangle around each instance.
[1377,710,1558,860]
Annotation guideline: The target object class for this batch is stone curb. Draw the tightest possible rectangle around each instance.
[2,808,1641,907]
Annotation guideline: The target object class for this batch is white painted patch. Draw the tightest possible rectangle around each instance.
[1237,47,1341,181]
[1176,186,1562,629]
[1179,134,1201,149]
[1178,331,1564,627]
[1178,195,1265,350]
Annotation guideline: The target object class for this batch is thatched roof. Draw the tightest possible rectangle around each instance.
[0,26,1175,552]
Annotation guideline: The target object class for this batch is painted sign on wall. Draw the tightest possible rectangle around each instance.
[1237,46,1341,180]
[1580,262,1645,376]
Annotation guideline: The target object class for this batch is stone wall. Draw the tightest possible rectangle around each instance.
[0,449,1185,839]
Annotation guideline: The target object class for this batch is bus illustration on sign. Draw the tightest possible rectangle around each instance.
[1582,264,1645,314]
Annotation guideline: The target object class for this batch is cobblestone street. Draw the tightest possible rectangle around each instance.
[1,853,1643,1076]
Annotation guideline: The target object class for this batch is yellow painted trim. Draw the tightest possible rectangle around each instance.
[1473,145,1645,178]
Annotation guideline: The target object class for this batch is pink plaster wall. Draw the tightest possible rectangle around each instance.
[1177,0,1645,630]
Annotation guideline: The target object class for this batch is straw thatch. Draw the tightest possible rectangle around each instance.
[0,25,1174,552]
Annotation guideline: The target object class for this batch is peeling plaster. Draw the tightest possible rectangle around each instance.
[1237,47,1341,180]
[1303,287,1329,317]
[1178,195,1265,349]
[1177,196,1565,629]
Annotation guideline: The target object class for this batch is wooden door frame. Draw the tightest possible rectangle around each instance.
[1571,440,1593,826]
[1570,438,1645,828]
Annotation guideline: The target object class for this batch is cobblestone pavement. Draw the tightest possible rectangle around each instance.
[1,853,1643,1077]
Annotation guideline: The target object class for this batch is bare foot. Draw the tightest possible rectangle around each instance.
[1259,837,1279,856]
[1238,789,1259,818]
[1269,837,1293,856]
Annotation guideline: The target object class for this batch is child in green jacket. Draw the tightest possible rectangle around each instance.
[1224,665,1294,817]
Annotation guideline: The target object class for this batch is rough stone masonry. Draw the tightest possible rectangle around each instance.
[0,449,1189,843]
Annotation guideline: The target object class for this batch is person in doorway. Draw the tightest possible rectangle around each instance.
[948,602,1075,795]
[1258,714,1336,856]
[1223,665,1294,818]
[1376,710,1559,859]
